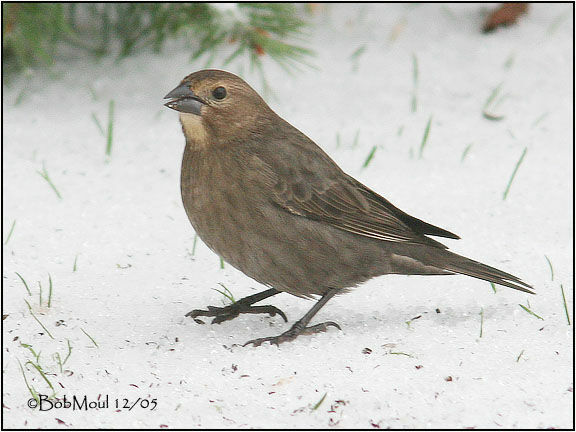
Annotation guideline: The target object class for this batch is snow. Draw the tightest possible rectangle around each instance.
[2,3,573,429]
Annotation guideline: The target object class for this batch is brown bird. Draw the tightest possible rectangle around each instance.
[164,69,533,347]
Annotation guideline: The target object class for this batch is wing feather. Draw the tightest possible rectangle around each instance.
[247,128,458,247]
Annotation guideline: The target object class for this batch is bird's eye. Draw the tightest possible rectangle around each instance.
[212,86,227,100]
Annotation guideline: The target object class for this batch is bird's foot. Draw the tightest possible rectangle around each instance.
[243,320,341,347]
[186,303,287,325]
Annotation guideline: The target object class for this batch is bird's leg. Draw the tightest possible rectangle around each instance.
[186,288,287,324]
[243,288,341,347]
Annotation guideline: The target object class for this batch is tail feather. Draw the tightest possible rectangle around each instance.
[442,252,534,294]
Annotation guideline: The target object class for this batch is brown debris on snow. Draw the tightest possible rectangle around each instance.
[483,3,529,33]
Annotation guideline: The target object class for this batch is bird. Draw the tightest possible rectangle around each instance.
[164,69,533,347]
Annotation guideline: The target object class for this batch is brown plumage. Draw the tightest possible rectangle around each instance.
[164,69,533,346]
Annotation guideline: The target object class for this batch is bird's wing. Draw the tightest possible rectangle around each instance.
[250,131,458,247]
[346,176,460,241]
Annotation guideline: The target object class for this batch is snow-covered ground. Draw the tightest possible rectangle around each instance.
[2,3,573,429]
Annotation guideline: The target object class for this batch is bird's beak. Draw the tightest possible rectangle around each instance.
[164,82,205,115]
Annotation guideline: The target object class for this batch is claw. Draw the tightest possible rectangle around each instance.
[186,309,210,319]
[273,308,288,322]
[300,321,341,335]
[249,305,288,322]
[211,313,237,324]
[185,302,288,325]
[243,320,341,347]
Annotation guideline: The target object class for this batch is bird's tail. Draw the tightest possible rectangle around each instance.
[442,251,534,294]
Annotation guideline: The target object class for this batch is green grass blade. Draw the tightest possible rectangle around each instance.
[105,99,115,157]
[91,112,105,136]
[213,283,236,304]
[18,360,39,403]
[26,361,55,395]
[47,274,53,307]
[192,233,199,256]
[461,143,473,162]
[349,45,366,72]
[503,147,527,200]
[362,146,377,168]
[15,272,32,296]
[483,82,503,110]
[24,300,54,339]
[81,328,99,347]
[518,303,544,321]
[4,220,16,245]
[36,163,62,199]
[54,352,63,373]
[352,129,360,148]
[560,284,571,325]
[544,255,554,280]
[418,116,432,159]
[312,392,327,411]
[503,53,515,69]
[531,112,549,128]
[63,339,73,364]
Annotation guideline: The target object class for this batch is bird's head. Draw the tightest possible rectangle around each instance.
[164,69,275,147]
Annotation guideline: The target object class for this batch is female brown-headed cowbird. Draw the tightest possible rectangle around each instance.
[164,70,533,347]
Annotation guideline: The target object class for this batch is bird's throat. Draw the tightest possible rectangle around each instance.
[179,113,209,148]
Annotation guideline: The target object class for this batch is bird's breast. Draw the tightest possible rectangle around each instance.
[180,145,259,263]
